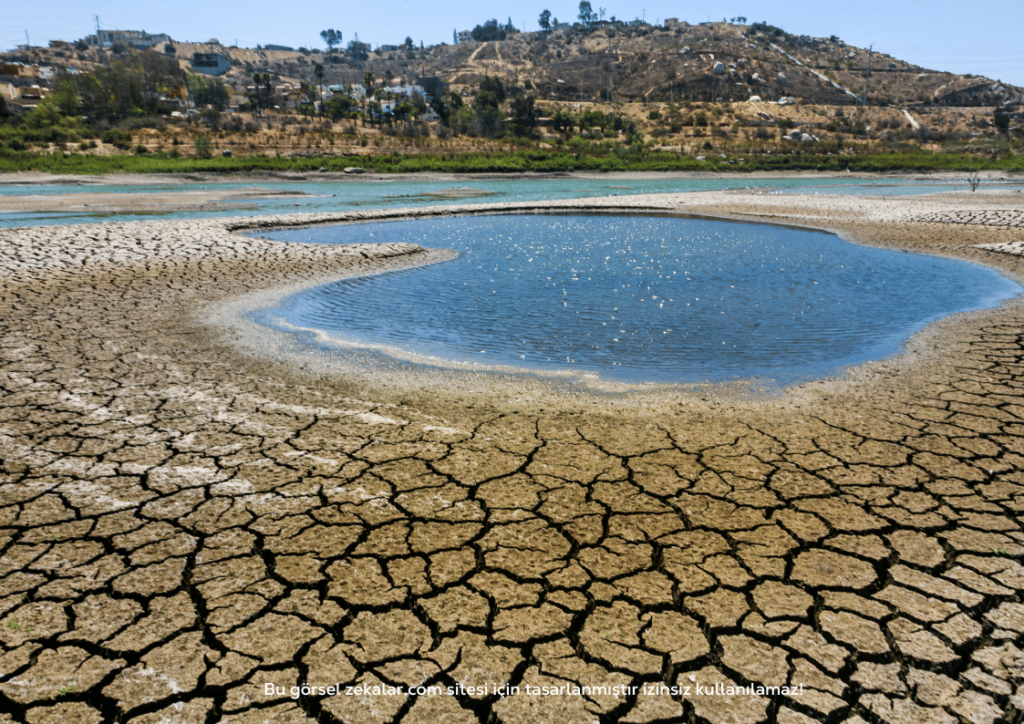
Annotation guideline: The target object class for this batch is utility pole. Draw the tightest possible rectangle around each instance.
[862,44,873,106]
[94,15,105,66]
[24,30,30,48]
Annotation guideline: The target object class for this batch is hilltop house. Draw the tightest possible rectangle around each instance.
[382,83,426,98]
[190,53,231,77]
[85,30,170,49]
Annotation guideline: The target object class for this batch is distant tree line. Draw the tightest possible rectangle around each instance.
[57,52,231,121]
[0,48,235,153]
[471,19,519,42]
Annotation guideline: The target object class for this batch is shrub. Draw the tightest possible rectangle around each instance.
[47,127,77,145]
[101,129,132,149]
[194,135,213,158]
[200,107,222,129]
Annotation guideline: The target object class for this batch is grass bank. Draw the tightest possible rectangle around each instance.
[1,148,1022,175]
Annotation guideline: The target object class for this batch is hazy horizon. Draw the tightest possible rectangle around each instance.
[5,0,1022,88]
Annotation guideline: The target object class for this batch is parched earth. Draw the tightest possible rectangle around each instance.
[0,191,1023,724]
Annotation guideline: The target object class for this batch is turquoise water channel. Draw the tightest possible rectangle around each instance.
[4,175,1021,228]
[254,214,1022,386]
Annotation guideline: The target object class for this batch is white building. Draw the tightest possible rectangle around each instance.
[382,84,426,98]
[85,30,171,49]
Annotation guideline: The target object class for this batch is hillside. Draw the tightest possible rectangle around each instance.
[1,19,1021,169]
[16,20,1021,110]
[201,20,1023,108]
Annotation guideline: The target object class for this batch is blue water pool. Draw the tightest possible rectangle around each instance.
[256,214,1020,385]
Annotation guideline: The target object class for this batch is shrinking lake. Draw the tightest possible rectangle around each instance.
[254,215,1021,386]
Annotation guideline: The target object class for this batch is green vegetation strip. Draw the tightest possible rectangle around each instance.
[1,150,1023,175]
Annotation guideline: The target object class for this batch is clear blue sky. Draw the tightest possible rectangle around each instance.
[6,0,1022,87]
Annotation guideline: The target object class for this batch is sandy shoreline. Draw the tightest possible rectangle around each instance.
[1,190,1023,723]
[2,168,1021,187]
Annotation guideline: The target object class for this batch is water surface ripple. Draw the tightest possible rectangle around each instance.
[255,215,1021,385]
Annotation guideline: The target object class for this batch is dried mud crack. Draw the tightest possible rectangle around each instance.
[0,191,1023,724]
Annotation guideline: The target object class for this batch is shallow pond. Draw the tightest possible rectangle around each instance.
[254,214,1022,386]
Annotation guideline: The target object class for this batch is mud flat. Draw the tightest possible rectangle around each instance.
[0,186,317,216]
[1,190,1023,724]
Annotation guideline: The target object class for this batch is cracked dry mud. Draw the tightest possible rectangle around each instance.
[1,189,1023,724]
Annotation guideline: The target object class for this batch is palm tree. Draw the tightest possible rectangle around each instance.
[314,63,325,119]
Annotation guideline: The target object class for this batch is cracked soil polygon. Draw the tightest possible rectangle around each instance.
[1,190,1023,722]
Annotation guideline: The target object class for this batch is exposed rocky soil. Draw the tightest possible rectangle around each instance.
[0,188,315,216]
[0,191,1023,723]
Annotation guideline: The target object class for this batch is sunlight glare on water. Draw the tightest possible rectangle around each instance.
[254,214,1021,385]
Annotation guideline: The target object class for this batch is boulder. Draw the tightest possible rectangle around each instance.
[221,149,232,157]
[777,72,788,86]
[751,73,762,82]
[737,59,746,68]
[799,133,818,143]
[749,95,762,103]
[789,128,802,140]
[343,167,365,174]
[680,46,691,54]
[712,62,726,76]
